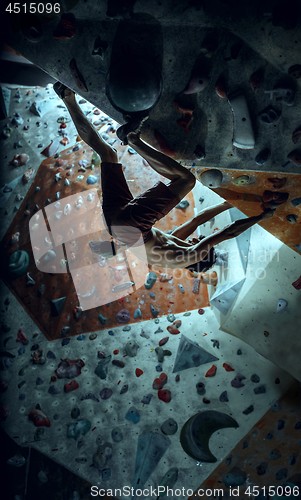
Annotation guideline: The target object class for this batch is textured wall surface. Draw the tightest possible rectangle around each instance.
[2,0,301,172]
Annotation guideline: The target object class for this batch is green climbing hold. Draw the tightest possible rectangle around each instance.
[8,250,29,278]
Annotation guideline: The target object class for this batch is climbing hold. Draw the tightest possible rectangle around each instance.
[86,175,98,185]
[219,391,229,402]
[48,385,60,395]
[8,250,29,278]
[28,406,51,427]
[66,419,91,439]
[178,284,185,293]
[116,309,130,323]
[141,393,153,405]
[215,75,227,98]
[95,356,111,379]
[277,419,285,430]
[288,64,301,79]
[135,368,143,377]
[250,373,260,383]
[287,149,301,166]
[180,410,239,462]
[55,359,84,379]
[16,329,28,345]
[262,190,289,206]
[159,337,169,346]
[53,13,77,40]
[199,169,223,188]
[223,467,247,487]
[183,58,210,94]
[161,418,178,435]
[99,388,113,400]
[291,197,301,207]
[153,373,168,390]
[276,298,288,313]
[196,382,206,395]
[256,462,268,475]
[267,177,287,189]
[254,385,266,394]
[144,271,157,289]
[98,313,108,325]
[155,347,165,363]
[125,407,140,424]
[292,276,301,289]
[50,297,66,317]
[255,148,271,166]
[64,380,79,393]
[258,106,281,124]
[150,304,159,317]
[112,359,125,368]
[167,325,180,335]
[242,405,254,415]
[120,384,128,395]
[232,175,252,186]
[134,307,142,319]
[111,427,123,443]
[231,374,246,388]
[205,365,217,377]
[125,341,139,357]
[292,126,301,144]
[192,278,200,294]
[176,200,189,210]
[167,314,176,322]
[158,389,172,403]
[223,363,234,372]
[71,407,80,419]
[173,335,218,373]
[286,214,298,223]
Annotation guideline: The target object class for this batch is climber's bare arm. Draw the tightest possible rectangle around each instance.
[170,201,232,240]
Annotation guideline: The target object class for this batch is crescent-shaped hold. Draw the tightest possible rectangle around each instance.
[180,410,239,463]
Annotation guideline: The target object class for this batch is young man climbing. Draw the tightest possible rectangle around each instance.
[53,82,274,273]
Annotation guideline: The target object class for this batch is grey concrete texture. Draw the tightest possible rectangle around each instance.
[1,0,301,172]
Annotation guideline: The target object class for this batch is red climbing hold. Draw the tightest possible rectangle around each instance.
[152,372,168,390]
[113,349,119,355]
[223,363,235,372]
[198,308,205,315]
[167,325,180,335]
[158,389,172,403]
[159,337,169,346]
[135,368,144,377]
[64,379,79,393]
[215,75,227,98]
[16,328,28,345]
[292,275,301,290]
[173,320,182,328]
[205,365,217,377]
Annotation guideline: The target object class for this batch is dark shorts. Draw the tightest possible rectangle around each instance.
[101,162,181,243]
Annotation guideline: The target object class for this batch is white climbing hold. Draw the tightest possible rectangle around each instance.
[276,299,288,313]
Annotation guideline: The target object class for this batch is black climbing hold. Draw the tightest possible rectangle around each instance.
[161,418,178,435]
[50,297,66,316]
[256,462,268,475]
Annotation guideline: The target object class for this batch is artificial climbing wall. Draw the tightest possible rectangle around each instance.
[2,0,301,253]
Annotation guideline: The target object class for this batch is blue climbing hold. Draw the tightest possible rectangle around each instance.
[86,175,98,184]
[125,406,140,424]
[134,307,142,319]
